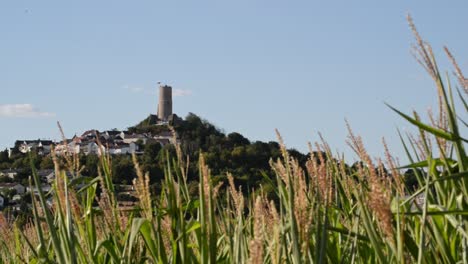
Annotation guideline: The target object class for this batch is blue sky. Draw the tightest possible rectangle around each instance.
[1,1,467,162]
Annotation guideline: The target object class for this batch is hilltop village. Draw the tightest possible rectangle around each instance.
[7,85,180,158]
[0,121,189,221]
[0,85,182,220]
[12,128,175,157]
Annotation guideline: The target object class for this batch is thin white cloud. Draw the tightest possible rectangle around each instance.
[173,89,192,97]
[0,104,55,118]
[123,85,145,93]
[131,87,144,93]
[123,85,155,95]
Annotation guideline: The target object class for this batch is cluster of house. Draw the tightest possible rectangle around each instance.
[0,168,138,210]
[0,169,54,209]
[12,129,175,157]
[0,129,170,212]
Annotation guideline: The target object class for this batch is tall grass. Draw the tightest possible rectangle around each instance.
[0,16,466,263]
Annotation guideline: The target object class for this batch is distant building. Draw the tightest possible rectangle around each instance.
[81,142,106,155]
[157,85,173,121]
[36,169,55,182]
[122,134,149,144]
[102,130,122,140]
[0,183,25,195]
[11,194,21,202]
[108,142,139,155]
[0,169,20,179]
[27,185,52,195]
[15,140,53,155]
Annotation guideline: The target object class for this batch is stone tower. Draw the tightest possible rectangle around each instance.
[157,85,173,121]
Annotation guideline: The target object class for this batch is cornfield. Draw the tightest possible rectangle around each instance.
[0,15,466,264]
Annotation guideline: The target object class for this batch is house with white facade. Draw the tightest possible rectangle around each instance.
[27,185,52,195]
[55,138,81,155]
[82,142,106,155]
[108,142,139,155]
[15,140,53,155]
[36,169,55,182]
[0,169,20,179]
[12,194,21,202]
[122,133,149,144]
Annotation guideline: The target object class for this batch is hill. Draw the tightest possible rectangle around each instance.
[128,112,309,189]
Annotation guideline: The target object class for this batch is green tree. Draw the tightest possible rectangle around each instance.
[227,132,250,147]
[112,156,135,184]
[85,154,100,176]
[0,149,9,163]
[143,142,162,164]
[40,156,54,169]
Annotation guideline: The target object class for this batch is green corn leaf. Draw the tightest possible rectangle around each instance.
[386,103,468,143]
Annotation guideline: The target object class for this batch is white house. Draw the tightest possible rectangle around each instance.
[69,141,81,154]
[12,194,21,202]
[19,144,31,153]
[123,134,148,144]
[55,141,81,155]
[37,169,55,182]
[27,185,52,195]
[0,169,19,179]
[17,140,53,155]
[108,142,139,155]
[45,171,56,183]
[81,142,106,155]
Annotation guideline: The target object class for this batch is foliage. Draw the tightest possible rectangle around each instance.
[0,150,9,164]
